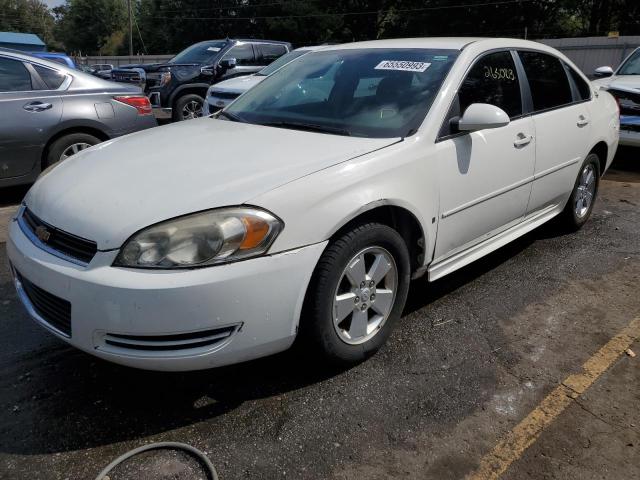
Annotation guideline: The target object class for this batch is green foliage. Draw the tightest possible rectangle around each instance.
[54,0,126,55]
[3,0,640,55]
[0,0,58,48]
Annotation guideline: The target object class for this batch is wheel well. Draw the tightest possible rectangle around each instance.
[331,205,425,273]
[590,141,608,176]
[172,87,208,107]
[41,127,109,171]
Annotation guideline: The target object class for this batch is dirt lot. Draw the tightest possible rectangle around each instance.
[0,149,638,480]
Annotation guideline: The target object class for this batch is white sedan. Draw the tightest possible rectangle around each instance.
[7,38,619,371]
[593,46,640,147]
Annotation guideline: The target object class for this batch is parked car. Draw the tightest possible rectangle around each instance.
[111,39,292,122]
[0,49,157,188]
[205,46,325,114]
[592,47,640,147]
[29,51,76,69]
[8,38,618,371]
[89,63,114,79]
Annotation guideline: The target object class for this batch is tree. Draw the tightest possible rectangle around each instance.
[0,0,58,48]
[54,0,126,55]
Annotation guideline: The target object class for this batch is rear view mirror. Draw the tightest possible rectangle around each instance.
[455,103,510,132]
[594,66,614,78]
[219,58,237,70]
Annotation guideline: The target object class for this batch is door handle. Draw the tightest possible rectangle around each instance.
[513,133,533,148]
[577,115,590,127]
[23,102,53,112]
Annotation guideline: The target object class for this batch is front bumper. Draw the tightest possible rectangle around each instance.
[7,218,326,371]
[620,116,640,147]
[149,91,172,120]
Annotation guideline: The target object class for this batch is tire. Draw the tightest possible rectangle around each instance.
[559,153,601,230]
[173,94,205,121]
[300,223,411,366]
[45,132,101,168]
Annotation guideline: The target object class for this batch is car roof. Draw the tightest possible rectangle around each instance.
[0,48,77,73]
[322,37,559,52]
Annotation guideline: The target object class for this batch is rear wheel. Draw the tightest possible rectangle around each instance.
[173,94,205,121]
[300,223,410,365]
[45,132,101,168]
[560,153,600,230]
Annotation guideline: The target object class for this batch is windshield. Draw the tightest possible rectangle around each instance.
[169,41,227,64]
[225,48,458,138]
[619,49,640,75]
[257,49,311,76]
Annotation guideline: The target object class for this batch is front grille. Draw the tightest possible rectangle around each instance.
[210,91,240,100]
[112,72,142,83]
[103,325,239,353]
[21,208,97,264]
[16,271,72,337]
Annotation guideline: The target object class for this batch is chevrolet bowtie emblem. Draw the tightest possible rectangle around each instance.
[35,225,51,242]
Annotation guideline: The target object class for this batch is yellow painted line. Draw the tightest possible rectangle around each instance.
[467,316,640,480]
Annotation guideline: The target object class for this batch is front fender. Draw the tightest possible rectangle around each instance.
[250,138,440,269]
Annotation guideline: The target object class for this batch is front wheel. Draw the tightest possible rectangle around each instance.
[560,153,600,230]
[300,223,411,365]
[173,94,205,121]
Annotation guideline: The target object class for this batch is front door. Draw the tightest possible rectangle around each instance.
[433,50,536,261]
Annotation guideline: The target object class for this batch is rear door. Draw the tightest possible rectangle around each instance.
[0,56,63,179]
[517,51,593,214]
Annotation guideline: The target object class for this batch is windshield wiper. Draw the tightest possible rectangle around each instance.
[216,110,244,122]
[261,121,351,136]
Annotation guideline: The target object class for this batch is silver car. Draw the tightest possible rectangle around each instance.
[0,49,157,188]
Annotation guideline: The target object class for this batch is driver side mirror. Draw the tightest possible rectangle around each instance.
[454,103,510,132]
[593,66,614,78]
[200,65,216,76]
[219,58,237,70]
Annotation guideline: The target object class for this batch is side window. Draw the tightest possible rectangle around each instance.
[458,51,522,119]
[259,44,288,64]
[0,57,32,92]
[223,43,256,66]
[33,65,67,90]
[518,51,573,111]
[565,64,591,101]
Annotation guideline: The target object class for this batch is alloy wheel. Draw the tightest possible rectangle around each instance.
[60,142,92,162]
[182,100,204,120]
[575,163,596,218]
[332,246,398,345]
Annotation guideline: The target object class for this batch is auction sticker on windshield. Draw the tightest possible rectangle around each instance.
[375,60,431,72]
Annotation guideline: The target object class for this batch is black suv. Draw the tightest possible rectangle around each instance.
[111,39,291,121]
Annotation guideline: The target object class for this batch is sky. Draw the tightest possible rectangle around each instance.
[43,0,64,8]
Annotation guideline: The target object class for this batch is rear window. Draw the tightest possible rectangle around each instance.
[565,64,591,101]
[518,51,573,112]
[33,65,67,90]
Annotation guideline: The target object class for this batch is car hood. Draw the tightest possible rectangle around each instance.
[593,75,640,92]
[26,118,399,250]
[210,75,265,94]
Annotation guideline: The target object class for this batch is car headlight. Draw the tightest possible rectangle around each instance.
[159,71,172,87]
[114,207,283,269]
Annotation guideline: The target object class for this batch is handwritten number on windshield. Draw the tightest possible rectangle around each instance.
[484,66,516,81]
